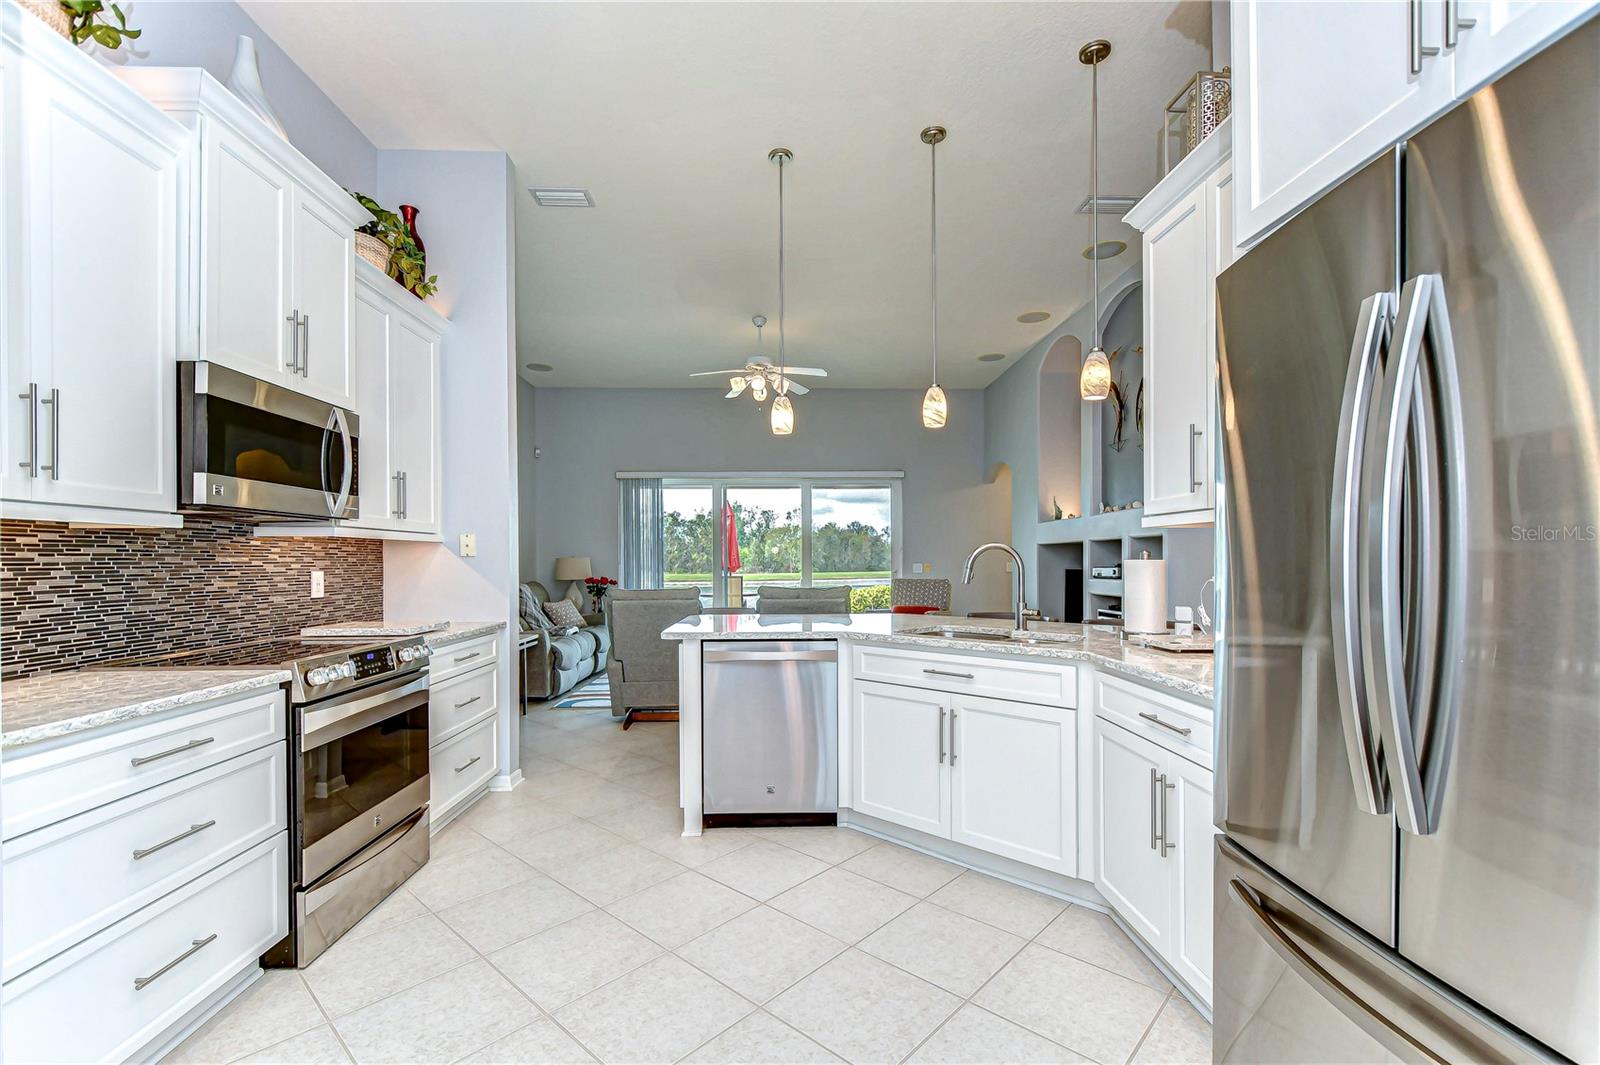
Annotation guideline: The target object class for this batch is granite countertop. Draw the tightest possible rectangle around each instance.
[662,613,1213,702]
[299,620,506,647]
[1,668,291,751]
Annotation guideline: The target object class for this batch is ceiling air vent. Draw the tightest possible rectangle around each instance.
[1075,195,1139,215]
[529,187,594,207]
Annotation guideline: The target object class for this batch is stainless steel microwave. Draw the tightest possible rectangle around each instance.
[179,362,359,520]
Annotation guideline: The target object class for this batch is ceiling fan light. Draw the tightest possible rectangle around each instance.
[727,377,747,398]
[1080,346,1112,400]
[770,394,795,435]
[750,376,769,402]
[922,384,948,429]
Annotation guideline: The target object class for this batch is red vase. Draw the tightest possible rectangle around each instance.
[398,204,426,294]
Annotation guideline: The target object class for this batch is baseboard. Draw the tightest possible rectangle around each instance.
[430,784,492,834]
[131,962,260,1064]
[488,769,524,793]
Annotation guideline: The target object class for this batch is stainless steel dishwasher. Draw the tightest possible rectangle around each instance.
[701,640,838,825]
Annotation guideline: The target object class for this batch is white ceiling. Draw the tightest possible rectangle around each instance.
[241,2,1210,389]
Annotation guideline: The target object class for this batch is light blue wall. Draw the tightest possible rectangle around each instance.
[103,1,377,191]
[517,379,539,579]
[524,388,1011,615]
[983,262,1143,603]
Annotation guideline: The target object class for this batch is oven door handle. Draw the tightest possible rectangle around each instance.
[301,673,430,751]
[303,804,428,898]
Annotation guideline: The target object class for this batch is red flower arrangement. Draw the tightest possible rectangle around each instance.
[583,576,618,612]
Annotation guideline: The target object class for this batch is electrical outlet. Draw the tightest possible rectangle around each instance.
[310,570,325,599]
[459,532,477,557]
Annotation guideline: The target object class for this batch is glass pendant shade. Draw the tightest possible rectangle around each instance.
[750,376,769,402]
[1080,346,1112,400]
[921,384,949,429]
[770,394,795,435]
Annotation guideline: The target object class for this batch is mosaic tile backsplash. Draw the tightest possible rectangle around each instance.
[1,518,383,680]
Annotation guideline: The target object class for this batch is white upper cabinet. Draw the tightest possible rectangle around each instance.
[1450,1,1597,95]
[1230,0,1595,249]
[2,11,186,525]
[118,67,368,409]
[1127,132,1230,528]
[1231,0,1455,248]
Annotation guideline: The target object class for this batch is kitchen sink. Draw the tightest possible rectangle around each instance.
[911,627,1082,645]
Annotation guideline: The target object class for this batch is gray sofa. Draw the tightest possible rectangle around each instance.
[754,584,851,614]
[605,587,703,728]
[518,580,611,701]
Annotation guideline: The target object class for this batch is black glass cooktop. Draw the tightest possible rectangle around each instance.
[101,637,381,670]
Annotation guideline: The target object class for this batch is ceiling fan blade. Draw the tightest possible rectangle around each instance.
[779,366,828,377]
[781,379,810,396]
[689,369,752,377]
[725,377,749,398]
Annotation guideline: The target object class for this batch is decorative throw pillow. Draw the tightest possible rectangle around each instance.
[543,599,587,628]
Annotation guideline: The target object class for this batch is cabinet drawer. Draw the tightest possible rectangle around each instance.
[429,635,498,684]
[2,690,286,841]
[1,833,288,1065]
[429,662,498,745]
[3,743,287,982]
[430,716,496,820]
[854,645,1076,708]
[1096,674,1212,768]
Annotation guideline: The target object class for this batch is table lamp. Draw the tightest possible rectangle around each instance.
[553,556,592,606]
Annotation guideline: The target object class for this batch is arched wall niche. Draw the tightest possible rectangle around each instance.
[1037,334,1082,521]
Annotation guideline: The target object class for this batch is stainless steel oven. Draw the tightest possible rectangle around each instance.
[285,670,430,966]
[179,361,359,520]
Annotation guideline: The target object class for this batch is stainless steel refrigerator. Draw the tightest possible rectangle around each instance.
[1213,18,1598,1064]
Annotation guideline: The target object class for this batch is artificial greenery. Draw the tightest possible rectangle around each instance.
[349,191,439,300]
[62,1,141,50]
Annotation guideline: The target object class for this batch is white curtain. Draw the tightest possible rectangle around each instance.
[618,477,664,589]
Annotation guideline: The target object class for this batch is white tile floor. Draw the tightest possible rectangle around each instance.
[167,702,1212,1064]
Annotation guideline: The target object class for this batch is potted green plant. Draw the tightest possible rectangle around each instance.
[21,1,142,48]
[349,191,438,300]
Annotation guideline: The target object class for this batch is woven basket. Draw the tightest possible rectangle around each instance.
[355,232,391,271]
[18,0,73,39]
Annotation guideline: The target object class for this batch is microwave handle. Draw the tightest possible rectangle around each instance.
[331,407,354,518]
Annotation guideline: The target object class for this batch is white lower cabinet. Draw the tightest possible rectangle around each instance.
[1093,714,1214,1006]
[850,671,1077,877]
[0,688,290,1063]
[428,653,500,825]
[430,713,497,825]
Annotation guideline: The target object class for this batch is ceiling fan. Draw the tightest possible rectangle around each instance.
[690,314,827,401]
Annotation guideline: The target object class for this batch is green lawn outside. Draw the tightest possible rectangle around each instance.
[665,571,890,583]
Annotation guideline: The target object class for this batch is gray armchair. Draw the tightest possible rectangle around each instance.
[754,584,852,615]
[605,587,704,728]
[517,581,611,701]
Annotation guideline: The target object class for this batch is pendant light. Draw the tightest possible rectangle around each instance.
[920,125,949,429]
[1079,40,1113,402]
[769,147,796,436]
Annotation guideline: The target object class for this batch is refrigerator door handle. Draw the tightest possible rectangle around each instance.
[1331,291,1394,816]
[1368,275,1468,837]
[1228,878,1447,1063]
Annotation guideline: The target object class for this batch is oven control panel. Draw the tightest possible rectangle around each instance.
[350,647,395,679]
[299,637,430,696]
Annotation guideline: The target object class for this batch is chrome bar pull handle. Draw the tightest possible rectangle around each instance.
[1443,0,1475,47]
[393,471,403,518]
[1150,767,1160,850]
[922,668,974,679]
[1188,423,1203,492]
[133,934,217,991]
[130,736,215,767]
[39,388,59,479]
[133,820,216,861]
[1409,0,1439,75]
[1139,711,1193,737]
[17,383,37,476]
[454,695,481,710]
[301,313,310,376]
[286,311,301,374]
[1332,293,1393,816]
[454,651,482,665]
[1158,773,1175,857]
[454,755,481,774]
[938,707,946,764]
[948,709,958,766]
[400,470,408,519]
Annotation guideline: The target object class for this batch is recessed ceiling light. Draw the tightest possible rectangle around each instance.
[528,187,594,207]
[524,362,554,372]
[1017,311,1051,324]
[1075,195,1139,215]
[1082,240,1128,260]
[978,352,1006,363]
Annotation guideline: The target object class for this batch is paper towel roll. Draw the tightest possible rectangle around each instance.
[1123,556,1168,634]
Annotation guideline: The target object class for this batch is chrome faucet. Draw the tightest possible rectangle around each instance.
[962,542,1029,631]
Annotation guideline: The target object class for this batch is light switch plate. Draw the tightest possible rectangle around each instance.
[459,533,477,557]
[310,570,325,599]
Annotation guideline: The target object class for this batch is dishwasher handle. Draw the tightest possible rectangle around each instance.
[703,646,838,664]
